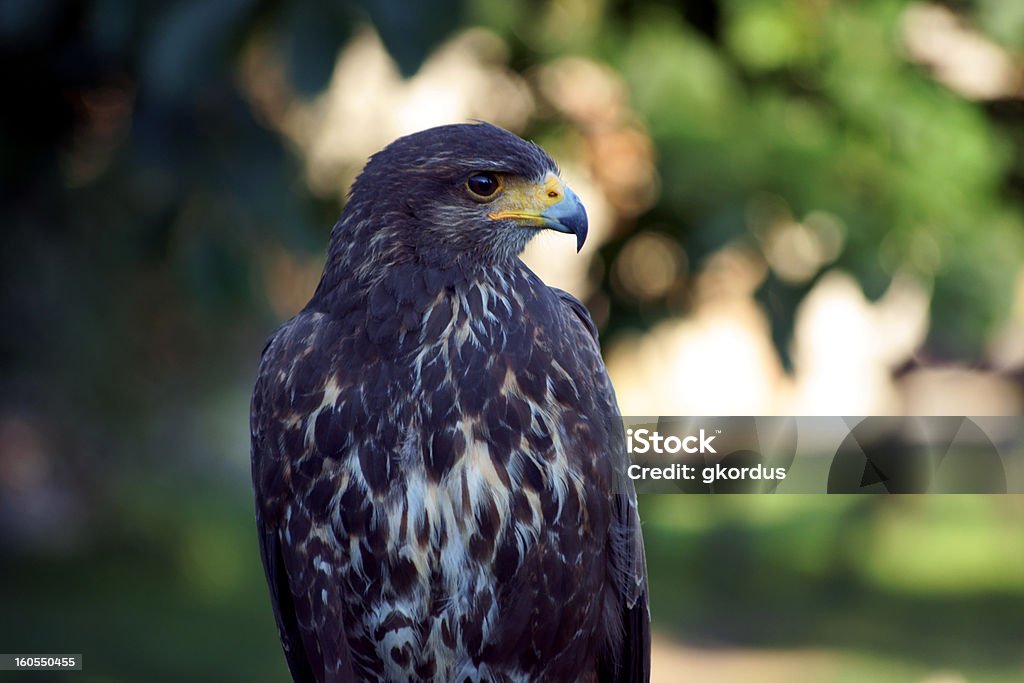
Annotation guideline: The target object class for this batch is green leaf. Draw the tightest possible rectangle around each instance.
[355,0,463,76]
[143,0,256,102]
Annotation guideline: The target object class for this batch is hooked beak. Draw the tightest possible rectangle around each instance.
[487,173,590,252]
[539,184,588,253]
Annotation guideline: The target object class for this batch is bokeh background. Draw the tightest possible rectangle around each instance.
[2,0,1023,681]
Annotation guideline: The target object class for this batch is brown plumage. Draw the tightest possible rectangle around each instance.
[250,122,649,682]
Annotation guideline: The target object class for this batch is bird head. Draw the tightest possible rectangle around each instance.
[339,122,589,268]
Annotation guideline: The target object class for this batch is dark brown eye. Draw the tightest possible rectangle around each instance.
[466,173,500,198]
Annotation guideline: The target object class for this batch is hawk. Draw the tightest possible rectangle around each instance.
[250,122,649,682]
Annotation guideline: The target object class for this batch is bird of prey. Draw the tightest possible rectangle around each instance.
[250,122,649,682]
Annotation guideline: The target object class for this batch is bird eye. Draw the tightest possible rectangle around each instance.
[466,173,501,199]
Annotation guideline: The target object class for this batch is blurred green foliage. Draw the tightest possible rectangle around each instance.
[640,495,1024,682]
[1,0,1023,681]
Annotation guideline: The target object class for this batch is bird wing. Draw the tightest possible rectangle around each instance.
[251,313,355,683]
[255,512,317,683]
[552,289,651,683]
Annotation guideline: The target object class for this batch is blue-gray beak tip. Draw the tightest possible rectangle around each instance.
[575,220,588,253]
[542,187,589,253]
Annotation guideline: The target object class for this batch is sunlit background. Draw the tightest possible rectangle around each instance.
[1,0,1023,681]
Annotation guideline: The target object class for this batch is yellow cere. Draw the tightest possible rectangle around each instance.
[487,172,566,224]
